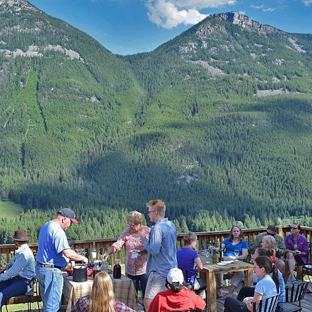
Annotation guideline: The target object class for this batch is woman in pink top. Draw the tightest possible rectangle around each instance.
[101,211,150,297]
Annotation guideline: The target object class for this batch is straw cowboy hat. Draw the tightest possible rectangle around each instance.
[12,230,32,242]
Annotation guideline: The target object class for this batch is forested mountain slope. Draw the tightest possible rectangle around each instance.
[1,1,312,239]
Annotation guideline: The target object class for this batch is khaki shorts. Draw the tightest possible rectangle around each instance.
[144,271,167,300]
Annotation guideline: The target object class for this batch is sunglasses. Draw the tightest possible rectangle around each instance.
[266,231,276,236]
[291,227,298,230]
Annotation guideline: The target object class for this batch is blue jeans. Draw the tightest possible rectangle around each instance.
[36,264,63,312]
[224,296,247,312]
[0,278,28,307]
[127,273,149,298]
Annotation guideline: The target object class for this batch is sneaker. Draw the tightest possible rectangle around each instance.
[291,277,297,283]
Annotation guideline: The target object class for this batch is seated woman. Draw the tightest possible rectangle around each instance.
[148,268,206,312]
[236,247,285,312]
[176,232,206,298]
[224,256,279,312]
[217,224,249,298]
[284,222,309,283]
[70,272,135,312]
[261,235,285,276]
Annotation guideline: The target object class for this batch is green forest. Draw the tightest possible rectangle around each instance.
[1,3,312,242]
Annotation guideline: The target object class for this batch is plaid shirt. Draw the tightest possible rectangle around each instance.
[115,300,135,312]
[70,295,135,312]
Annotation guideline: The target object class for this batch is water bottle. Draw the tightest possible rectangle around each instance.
[101,259,109,273]
[113,258,121,279]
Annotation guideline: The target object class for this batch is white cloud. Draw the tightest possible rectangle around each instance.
[302,0,312,5]
[145,0,236,29]
[263,7,275,12]
[251,4,264,10]
[251,4,275,12]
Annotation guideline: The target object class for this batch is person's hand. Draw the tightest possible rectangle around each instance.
[246,301,254,312]
[0,265,8,274]
[243,299,253,311]
[81,256,88,264]
[101,253,109,260]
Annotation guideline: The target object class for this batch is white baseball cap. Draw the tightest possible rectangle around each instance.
[167,268,184,284]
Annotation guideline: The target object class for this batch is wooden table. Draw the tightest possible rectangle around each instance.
[62,273,137,311]
[200,258,254,312]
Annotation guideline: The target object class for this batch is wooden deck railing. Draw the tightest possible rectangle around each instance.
[1,225,312,266]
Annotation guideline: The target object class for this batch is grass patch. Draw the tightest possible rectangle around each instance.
[4,302,43,311]
[0,201,24,219]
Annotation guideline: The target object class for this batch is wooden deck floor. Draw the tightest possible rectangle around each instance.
[6,285,312,311]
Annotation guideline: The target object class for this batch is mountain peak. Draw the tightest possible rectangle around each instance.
[219,11,281,33]
[192,11,283,42]
[0,0,33,11]
[1,0,26,4]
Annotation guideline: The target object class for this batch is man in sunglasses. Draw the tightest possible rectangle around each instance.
[250,225,286,258]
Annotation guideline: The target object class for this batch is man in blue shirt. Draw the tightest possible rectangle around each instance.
[142,199,177,312]
[36,208,88,312]
[0,230,35,307]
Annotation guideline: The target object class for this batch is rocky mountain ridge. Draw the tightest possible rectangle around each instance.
[0,0,34,11]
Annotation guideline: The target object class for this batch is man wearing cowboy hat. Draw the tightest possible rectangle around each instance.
[36,208,88,312]
[0,230,35,307]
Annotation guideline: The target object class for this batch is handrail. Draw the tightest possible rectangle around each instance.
[1,226,311,266]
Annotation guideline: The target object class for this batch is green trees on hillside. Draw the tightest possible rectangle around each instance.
[1,4,312,240]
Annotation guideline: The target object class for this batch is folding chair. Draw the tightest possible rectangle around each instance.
[179,268,207,299]
[281,281,309,312]
[252,294,279,312]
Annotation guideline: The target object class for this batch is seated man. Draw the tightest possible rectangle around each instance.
[0,230,36,307]
[148,268,206,312]
[250,225,286,258]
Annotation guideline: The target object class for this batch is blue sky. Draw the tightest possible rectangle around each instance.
[28,0,312,55]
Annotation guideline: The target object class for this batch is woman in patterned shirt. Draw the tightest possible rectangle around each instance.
[70,272,135,312]
[101,211,150,298]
